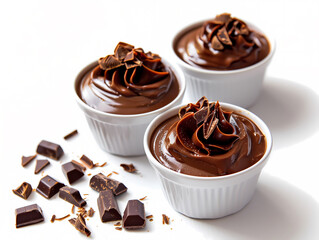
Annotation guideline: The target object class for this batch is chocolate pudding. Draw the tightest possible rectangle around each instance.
[77,42,179,115]
[150,97,267,177]
[174,13,270,70]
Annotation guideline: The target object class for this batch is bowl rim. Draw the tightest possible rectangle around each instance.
[144,102,273,181]
[74,57,186,119]
[171,18,276,75]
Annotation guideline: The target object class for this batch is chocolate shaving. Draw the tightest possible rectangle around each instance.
[98,55,123,71]
[162,214,170,225]
[114,42,134,60]
[12,182,33,200]
[146,215,153,219]
[217,26,232,46]
[70,214,91,237]
[21,154,37,167]
[115,227,122,231]
[71,205,75,214]
[114,222,121,226]
[80,155,94,169]
[64,130,78,140]
[212,36,224,50]
[120,163,137,173]
[55,214,70,221]
[139,196,147,201]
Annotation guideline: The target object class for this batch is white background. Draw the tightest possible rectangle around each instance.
[1,0,319,239]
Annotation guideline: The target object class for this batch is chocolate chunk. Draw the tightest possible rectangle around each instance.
[12,182,32,200]
[21,154,37,167]
[123,50,135,62]
[34,159,50,174]
[97,190,122,222]
[123,200,145,229]
[69,214,91,237]
[59,186,86,207]
[124,59,142,69]
[79,155,94,169]
[98,55,123,71]
[62,162,84,184]
[36,140,64,160]
[15,204,44,228]
[217,26,232,46]
[36,175,65,199]
[213,13,231,24]
[89,173,127,196]
[212,36,224,50]
[120,163,137,173]
[64,130,78,140]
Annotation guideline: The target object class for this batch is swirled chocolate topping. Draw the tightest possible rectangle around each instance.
[150,97,266,176]
[174,13,270,70]
[77,42,179,114]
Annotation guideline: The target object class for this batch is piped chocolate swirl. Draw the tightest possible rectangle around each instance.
[174,13,270,70]
[150,97,267,176]
[77,42,179,115]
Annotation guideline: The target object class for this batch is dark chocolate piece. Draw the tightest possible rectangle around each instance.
[79,155,94,169]
[97,190,122,222]
[34,159,50,174]
[59,186,86,207]
[69,214,91,237]
[120,163,137,173]
[36,140,64,160]
[36,175,65,199]
[21,154,37,167]
[123,200,145,229]
[12,182,32,200]
[62,162,84,184]
[89,173,127,196]
[15,204,44,228]
[63,130,78,140]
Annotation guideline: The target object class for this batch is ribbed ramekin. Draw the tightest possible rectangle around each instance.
[172,20,275,108]
[144,103,272,218]
[74,59,185,156]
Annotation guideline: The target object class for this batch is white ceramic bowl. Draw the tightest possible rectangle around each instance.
[75,59,185,156]
[144,103,272,219]
[172,20,275,108]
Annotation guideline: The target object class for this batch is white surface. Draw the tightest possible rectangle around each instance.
[1,0,319,239]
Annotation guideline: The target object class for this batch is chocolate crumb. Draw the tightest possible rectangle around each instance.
[64,130,78,140]
[146,215,153,219]
[150,219,153,222]
[51,215,56,223]
[87,208,95,217]
[162,214,170,225]
[114,222,121,226]
[139,196,147,201]
[120,163,137,173]
[87,173,91,176]
[115,227,122,231]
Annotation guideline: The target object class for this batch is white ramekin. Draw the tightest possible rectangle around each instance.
[74,59,185,156]
[172,20,275,108]
[144,103,272,219]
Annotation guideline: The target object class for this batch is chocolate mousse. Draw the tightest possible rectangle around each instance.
[150,97,266,177]
[76,42,180,114]
[174,13,270,70]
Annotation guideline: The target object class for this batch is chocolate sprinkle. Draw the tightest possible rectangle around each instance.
[120,163,137,173]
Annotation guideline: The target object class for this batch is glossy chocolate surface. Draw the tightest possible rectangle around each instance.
[174,13,270,70]
[76,42,180,115]
[150,98,267,177]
